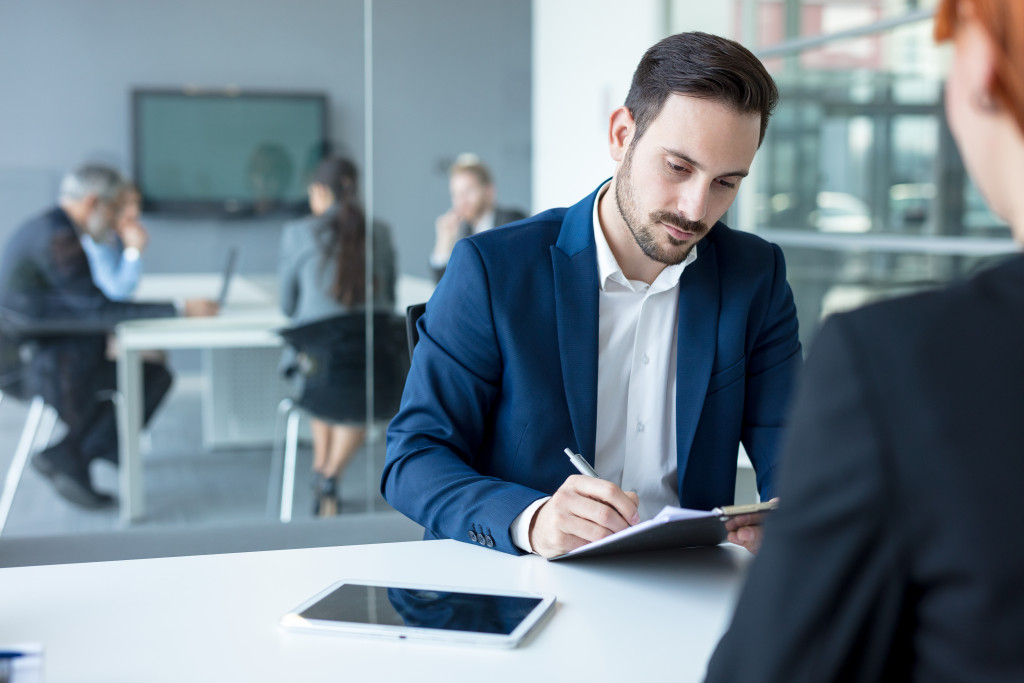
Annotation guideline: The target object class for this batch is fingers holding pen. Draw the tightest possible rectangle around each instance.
[529,475,640,558]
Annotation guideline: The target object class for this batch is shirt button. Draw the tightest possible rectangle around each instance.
[642,353,650,365]
[637,421,645,433]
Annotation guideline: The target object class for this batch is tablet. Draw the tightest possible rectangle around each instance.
[280,580,556,648]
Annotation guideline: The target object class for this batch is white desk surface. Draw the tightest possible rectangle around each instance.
[0,539,750,683]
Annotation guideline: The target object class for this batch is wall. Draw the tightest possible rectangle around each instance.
[531,0,737,213]
[0,0,531,279]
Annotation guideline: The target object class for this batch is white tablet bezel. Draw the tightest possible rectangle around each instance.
[280,580,556,648]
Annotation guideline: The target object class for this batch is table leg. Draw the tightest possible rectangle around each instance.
[117,346,145,524]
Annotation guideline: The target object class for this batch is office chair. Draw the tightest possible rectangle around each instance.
[268,311,410,522]
[405,302,426,361]
[0,317,59,535]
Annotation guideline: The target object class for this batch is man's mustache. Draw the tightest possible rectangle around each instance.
[650,210,708,235]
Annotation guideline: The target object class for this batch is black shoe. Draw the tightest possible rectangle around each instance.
[312,473,340,517]
[31,446,115,510]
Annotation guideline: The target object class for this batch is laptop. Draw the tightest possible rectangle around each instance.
[216,247,240,307]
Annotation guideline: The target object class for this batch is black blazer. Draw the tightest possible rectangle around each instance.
[705,253,1024,682]
[430,206,527,283]
[0,207,176,399]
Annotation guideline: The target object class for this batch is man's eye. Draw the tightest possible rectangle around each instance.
[667,162,687,173]
[717,178,737,189]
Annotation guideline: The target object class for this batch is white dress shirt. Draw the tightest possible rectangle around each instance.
[429,209,496,269]
[511,182,697,551]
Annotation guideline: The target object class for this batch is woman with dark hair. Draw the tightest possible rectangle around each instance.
[278,156,397,516]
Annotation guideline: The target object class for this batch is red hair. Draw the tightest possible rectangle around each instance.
[935,0,1024,136]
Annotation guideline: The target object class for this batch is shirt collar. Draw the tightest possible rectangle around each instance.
[591,181,696,293]
[472,209,496,233]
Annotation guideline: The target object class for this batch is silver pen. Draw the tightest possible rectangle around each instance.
[564,447,600,478]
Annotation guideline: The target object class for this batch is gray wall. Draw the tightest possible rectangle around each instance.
[0,0,531,280]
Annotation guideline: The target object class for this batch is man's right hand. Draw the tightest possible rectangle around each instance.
[528,476,640,558]
[118,220,149,251]
[431,209,461,263]
[183,298,219,317]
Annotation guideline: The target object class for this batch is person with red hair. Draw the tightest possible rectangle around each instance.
[705,1,1024,679]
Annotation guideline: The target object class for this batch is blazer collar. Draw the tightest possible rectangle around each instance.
[551,182,604,461]
[551,182,724,479]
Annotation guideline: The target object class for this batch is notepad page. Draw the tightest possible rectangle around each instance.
[558,506,717,557]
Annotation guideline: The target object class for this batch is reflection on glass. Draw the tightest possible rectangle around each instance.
[743,3,1014,348]
[386,587,541,635]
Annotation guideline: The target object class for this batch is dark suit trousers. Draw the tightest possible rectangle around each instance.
[30,339,172,464]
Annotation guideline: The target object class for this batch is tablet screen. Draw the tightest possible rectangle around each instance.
[298,583,544,636]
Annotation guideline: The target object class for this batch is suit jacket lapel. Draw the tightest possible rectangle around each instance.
[675,236,720,492]
[551,187,601,462]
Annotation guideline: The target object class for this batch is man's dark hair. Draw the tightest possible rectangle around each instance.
[624,31,778,146]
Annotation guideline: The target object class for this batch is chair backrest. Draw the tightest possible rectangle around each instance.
[405,303,427,361]
[279,311,410,424]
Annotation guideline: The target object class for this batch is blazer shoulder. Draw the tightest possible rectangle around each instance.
[468,207,567,255]
[708,222,780,258]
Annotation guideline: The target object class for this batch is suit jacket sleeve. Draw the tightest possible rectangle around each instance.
[704,315,909,682]
[741,242,803,500]
[34,226,173,326]
[383,239,548,554]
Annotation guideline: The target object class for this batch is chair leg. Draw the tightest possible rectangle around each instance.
[0,396,47,535]
[279,407,303,523]
[266,398,293,519]
[35,404,58,453]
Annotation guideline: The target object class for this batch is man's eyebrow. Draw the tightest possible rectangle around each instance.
[662,148,749,178]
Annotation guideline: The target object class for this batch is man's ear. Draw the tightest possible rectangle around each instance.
[608,106,635,163]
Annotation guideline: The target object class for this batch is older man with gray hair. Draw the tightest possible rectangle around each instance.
[0,164,217,508]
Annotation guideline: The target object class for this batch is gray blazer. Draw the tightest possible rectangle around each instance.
[278,209,397,323]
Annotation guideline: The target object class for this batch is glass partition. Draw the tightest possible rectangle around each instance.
[735,0,1016,347]
[4,0,1008,559]
[0,0,533,557]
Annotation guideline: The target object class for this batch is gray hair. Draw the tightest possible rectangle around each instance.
[59,164,124,203]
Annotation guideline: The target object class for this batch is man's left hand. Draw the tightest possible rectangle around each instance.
[723,498,778,555]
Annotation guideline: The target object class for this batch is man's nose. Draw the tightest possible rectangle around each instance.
[676,183,709,222]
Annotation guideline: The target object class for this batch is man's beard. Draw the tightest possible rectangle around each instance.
[85,206,114,240]
[614,144,709,266]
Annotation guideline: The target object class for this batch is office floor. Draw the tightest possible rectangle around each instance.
[0,373,402,540]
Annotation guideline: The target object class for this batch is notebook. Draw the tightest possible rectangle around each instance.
[548,500,778,561]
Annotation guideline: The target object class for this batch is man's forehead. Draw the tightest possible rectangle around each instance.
[451,170,487,186]
[641,94,760,171]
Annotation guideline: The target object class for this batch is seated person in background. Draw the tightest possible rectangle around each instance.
[0,164,218,509]
[384,32,801,557]
[428,154,526,282]
[705,1,1024,679]
[278,156,397,516]
[80,182,148,301]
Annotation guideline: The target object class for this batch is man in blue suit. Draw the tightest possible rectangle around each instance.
[384,32,802,558]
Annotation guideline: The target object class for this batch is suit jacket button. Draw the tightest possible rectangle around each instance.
[485,535,494,548]
[468,530,478,543]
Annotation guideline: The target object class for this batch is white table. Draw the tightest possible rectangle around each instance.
[116,274,288,524]
[115,273,436,524]
[0,539,751,682]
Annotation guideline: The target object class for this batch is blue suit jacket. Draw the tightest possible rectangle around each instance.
[383,184,802,554]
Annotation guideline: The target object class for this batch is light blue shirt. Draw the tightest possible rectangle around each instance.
[80,234,142,301]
